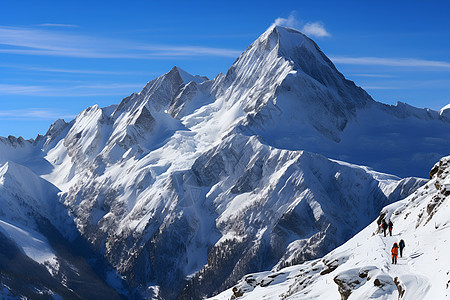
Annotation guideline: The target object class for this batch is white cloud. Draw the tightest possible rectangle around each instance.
[301,22,331,38]
[273,12,331,38]
[273,12,299,29]
[331,56,450,68]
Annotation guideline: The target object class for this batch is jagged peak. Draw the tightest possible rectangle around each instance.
[45,119,67,136]
[114,66,207,117]
[41,118,69,148]
[171,66,208,85]
[225,25,339,87]
[251,25,320,59]
[387,101,442,121]
[440,103,450,118]
[0,135,30,147]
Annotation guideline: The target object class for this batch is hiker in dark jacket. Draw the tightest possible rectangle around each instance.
[388,220,393,236]
[399,239,405,258]
[382,220,388,237]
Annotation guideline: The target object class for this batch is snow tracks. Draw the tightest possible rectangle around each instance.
[379,233,431,299]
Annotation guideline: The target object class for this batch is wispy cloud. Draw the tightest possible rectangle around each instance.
[273,12,331,38]
[362,86,401,90]
[360,78,450,91]
[37,23,79,28]
[331,56,450,68]
[0,63,157,76]
[0,108,75,120]
[28,67,137,75]
[0,83,143,97]
[349,74,397,78]
[0,26,242,59]
[0,84,49,95]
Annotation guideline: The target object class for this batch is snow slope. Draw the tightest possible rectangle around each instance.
[0,161,63,229]
[0,219,57,272]
[211,155,450,300]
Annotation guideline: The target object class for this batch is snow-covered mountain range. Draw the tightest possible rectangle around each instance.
[0,25,449,299]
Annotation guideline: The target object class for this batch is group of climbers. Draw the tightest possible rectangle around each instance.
[381,219,393,237]
[381,218,406,264]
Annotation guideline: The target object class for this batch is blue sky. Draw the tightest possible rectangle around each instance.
[1,0,449,139]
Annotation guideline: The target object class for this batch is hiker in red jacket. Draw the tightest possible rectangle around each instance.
[392,242,399,264]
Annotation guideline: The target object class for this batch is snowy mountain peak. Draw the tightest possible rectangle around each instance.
[172,66,208,85]
[440,103,450,118]
[214,25,374,155]
[254,25,342,77]
[43,118,69,147]
[112,65,207,119]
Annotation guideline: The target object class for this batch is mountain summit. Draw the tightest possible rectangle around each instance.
[219,25,373,146]
[207,26,450,178]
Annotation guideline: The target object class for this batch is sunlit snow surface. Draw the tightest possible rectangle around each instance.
[0,219,56,264]
[0,219,59,274]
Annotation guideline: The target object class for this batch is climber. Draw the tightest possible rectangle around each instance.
[392,242,399,264]
[388,220,393,236]
[382,219,388,237]
[399,239,405,258]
